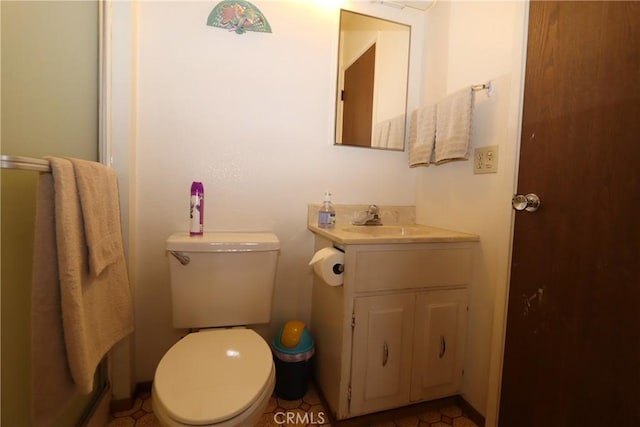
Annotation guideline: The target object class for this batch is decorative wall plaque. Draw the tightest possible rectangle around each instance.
[207,1,272,35]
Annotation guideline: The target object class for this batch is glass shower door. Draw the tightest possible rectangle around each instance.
[1,1,101,424]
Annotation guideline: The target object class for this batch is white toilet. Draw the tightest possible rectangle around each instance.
[152,231,280,427]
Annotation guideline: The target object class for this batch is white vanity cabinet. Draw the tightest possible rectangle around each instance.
[350,288,468,416]
[350,293,415,415]
[410,288,468,401]
[310,235,476,420]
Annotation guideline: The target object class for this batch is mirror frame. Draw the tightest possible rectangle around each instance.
[334,9,411,151]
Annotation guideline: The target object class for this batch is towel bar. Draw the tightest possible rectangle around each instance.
[1,155,51,172]
[471,82,493,96]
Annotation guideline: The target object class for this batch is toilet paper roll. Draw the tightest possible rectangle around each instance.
[308,247,345,287]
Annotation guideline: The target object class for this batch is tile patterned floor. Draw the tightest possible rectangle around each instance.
[108,384,478,427]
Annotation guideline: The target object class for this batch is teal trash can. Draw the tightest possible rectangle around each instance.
[271,321,315,400]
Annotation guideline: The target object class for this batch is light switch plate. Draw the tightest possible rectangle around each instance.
[474,145,499,174]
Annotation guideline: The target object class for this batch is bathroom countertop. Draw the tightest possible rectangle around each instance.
[307,223,480,245]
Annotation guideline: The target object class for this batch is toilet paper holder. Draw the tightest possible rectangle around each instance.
[309,247,346,287]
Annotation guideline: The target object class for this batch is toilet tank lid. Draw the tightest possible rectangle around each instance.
[166,232,279,252]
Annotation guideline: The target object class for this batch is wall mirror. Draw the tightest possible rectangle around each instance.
[334,9,411,151]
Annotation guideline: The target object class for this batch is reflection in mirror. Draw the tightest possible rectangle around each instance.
[335,10,410,151]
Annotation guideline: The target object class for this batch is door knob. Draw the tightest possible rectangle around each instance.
[512,193,540,212]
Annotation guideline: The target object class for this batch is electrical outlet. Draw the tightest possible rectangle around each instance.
[474,145,499,174]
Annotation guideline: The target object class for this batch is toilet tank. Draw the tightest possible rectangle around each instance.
[166,232,279,329]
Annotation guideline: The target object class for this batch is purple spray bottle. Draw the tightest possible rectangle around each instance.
[190,181,204,236]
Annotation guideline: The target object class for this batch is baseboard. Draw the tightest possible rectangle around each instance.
[456,395,486,427]
[135,380,153,393]
[312,378,485,427]
[109,396,134,414]
[109,381,153,413]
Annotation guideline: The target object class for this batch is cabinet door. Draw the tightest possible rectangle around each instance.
[411,289,468,401]
[350,294,415,416]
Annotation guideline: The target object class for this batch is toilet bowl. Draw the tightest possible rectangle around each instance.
[152,329,275,427]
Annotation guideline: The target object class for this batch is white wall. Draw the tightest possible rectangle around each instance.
[133,1,424,382]
[417,1,528,422]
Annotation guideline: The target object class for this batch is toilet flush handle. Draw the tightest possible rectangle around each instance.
[169,251,190,266]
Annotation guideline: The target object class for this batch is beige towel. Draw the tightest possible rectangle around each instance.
[434,87,474,163]
[408,104,436,167]
[49,157,134,394]
[387,114,406,150]
[372,120,390,149]
[69,158,123,277]
[31,172,80,424]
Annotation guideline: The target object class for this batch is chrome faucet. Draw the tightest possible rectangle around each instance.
[352,204,383,226]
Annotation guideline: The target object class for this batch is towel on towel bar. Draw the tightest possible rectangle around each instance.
[434,87,474,163]
[387,114,405,150]
[31,172,80,424]
[31,157,134,423]
[51,157,134,393]
[372,120,390,149]
[373,115,406,150]
[408,104,436,167]
[71,158,125,277]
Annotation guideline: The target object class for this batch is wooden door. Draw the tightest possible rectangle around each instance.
[342,43,375,147]
[500,2,640,426]
[411,289,467,402]
[350,293,414,416]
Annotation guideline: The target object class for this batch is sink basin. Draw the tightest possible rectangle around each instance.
[341,225,429,237]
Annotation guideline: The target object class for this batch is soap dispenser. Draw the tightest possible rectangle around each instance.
[317,191,336,229]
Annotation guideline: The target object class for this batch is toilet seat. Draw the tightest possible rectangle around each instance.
[153,329,274,426]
